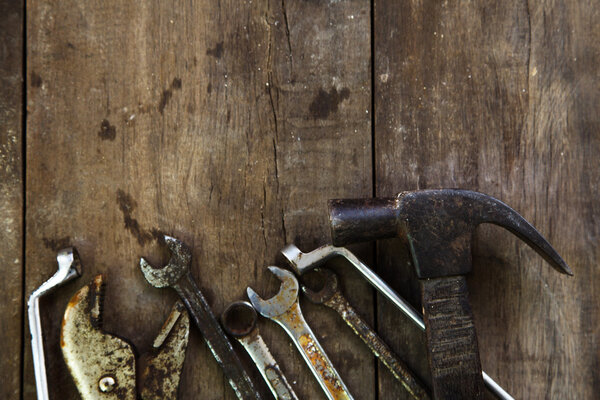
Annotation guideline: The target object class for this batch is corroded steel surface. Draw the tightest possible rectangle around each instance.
[140,235,262,400]
[222,301,299,400]
[61,275,137,400]
[248,266,353,400]
[302,268,430,399]
[61,275,189,400]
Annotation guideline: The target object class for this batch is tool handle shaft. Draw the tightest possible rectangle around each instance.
[277,303,353,400]
[238,333,299,400]
[177,274,261,400]
[325,292,430,400]
[421,276,485,399]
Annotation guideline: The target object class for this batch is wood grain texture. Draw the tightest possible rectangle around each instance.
[375,0,599,398]
[25,0,372,399]
[0,1,23,398]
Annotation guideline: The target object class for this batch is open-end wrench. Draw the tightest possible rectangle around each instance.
[302,268,429,400]
[222,301,299,400]
[281,244,513,400]
[140,235,262,400]
[247,266,354,400]
[28,247,82,400]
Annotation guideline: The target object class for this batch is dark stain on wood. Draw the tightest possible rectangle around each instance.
[30,72,42,88]
[116,189,153,245]
[309,87,350,119]
[42,236,71,251]
[206,41,224,59]
[206,83,212,94]
[97,119,116,141]
[158,77,183,114]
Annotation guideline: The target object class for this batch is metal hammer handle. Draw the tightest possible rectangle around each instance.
[283,244,513,400]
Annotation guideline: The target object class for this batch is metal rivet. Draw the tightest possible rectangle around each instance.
[98,375,116,393]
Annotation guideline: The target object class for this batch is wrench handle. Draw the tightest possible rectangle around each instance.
[277,303,353,400]
[325,292,430,400]
[175,273,261,400]
[237,332,299,400]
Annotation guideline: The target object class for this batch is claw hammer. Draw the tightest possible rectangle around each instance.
[327,189,572,399]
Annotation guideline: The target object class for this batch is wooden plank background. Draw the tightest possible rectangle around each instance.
[0,0,596,398]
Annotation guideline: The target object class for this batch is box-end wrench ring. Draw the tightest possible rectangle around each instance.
[222,301,299,400]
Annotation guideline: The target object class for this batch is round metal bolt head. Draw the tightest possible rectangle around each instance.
[98,375,116,393]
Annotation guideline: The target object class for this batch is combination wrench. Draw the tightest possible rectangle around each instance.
[247,266,354,400]
[222,301,299,400]
[281,244,514,400]
[140,235,262,400]
[302,268,429,399]
[28,247,82,400]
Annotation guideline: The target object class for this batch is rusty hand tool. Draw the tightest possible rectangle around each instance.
[247,266,354,400]
[61,275,189,400]
[302,268,430,400]
[28,248,82,400]
[327,189,572,399]
[140,235,262,400]
[282,243,512,400]
[222,301,299,400]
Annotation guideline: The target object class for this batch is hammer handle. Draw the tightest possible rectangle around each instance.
[421,276,485,400]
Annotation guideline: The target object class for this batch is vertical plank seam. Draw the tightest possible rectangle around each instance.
[20,0,26,397]
[370,1,379,399]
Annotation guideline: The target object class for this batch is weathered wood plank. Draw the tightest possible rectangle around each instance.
[375,0,599,398]
[0,1,23,398]
[25,0,372,399]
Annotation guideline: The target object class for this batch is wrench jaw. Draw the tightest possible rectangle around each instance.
[246,266,299,319]
[138,302,190,400]
[61,275,137,400]
[140,235,192,288]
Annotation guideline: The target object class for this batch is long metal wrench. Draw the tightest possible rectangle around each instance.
[28,248,82,400]
[140,235,262,400]
[248,266,354,400]
[302,268,429,399]
[281,244,514,400]
[222,301,299,400]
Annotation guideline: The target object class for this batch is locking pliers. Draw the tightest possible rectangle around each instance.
[61,275,189,400]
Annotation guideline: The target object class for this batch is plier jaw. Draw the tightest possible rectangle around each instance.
[61,275,189,400]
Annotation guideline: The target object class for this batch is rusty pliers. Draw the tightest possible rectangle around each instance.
[61,275,190,400]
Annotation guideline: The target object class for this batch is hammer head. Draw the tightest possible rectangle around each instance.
[329,189,572,279]
[247,266,299,318]
[140,235,192,288]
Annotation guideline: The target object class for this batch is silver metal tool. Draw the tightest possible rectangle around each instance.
[247,266,354,400]
[222,301,299,400]
[28,247,82,400]
[61,274,189,400]
[302,268,429,399]
[281,244,514,400]
[140,235,262,400]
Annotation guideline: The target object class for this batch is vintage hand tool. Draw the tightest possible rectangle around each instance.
[28,247,82,400]
[247,266,354,400]
[140,235,262,400]
[222,301,299,400]
[61,275,189,400]
[327,189,572,399]
[302,268,429,400]
[282,243,512,399]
